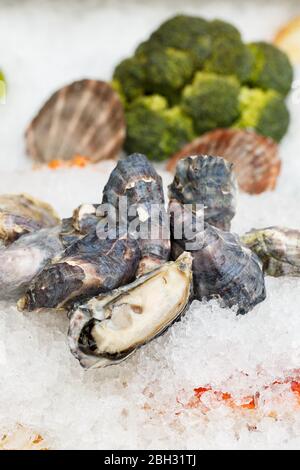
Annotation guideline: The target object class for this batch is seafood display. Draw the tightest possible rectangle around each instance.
[167,129,281,195]
[18,231,140,311]
[0,193,59,245]
[241,227,300,277]
[68,252,193,369]
[26,80,125,163]
[102,153,170,275]
[168,155,237,231]
[170,201,266,315]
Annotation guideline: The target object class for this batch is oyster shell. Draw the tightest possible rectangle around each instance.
[68,251,193,369]
[170,201,266,314]
[0,193,60,245]
[102,153,170,275]
[168,155,237,231]
[26,80,125,163]
[18,230,140,311]
[167,129,281,194]
[241,227,300,277]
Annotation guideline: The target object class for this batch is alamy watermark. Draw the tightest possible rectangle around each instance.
[92,197,205,251]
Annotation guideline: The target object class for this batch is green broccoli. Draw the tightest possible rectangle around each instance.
[182,72,240,134]
[150,15,211,67]
[235,87,290,142]
[204,35,253,83]
[113,56,146,102]
[125,95,195,161]
[247,42,293,96]
[209,19,241,40]
[141,47,195,103]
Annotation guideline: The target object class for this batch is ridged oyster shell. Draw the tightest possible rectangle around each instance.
[241,226,300,277]
[167,129,281,194]
[168,154,237,231]
[18,231,140,311]
[102,153,170,275]
[0,193,59,245]
[68,252,193,369]
[170,201,266,315]
[26,80,125,163]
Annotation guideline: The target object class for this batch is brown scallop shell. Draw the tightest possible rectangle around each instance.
[26,80,126,163]
[167,129,281,194]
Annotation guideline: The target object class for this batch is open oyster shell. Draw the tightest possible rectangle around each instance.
[68,251,193,369]
[167,129,281,194]
[241,226,300,277]
[26,80,125,163]
[18,230,140,311]
[168,155,237,231]
[0,193,59,245]
[102,153,170,275]
[170,201,266,315]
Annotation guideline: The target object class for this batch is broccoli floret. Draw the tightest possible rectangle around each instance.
[182,72,240,134]
[205,35,253,82]
[150,15,211,67]
[247,42,293,96]
[141,47,195,103]
[125,95,195,161]
[235,87,290,141]
[113,56,146,102]
[209,19,241,40]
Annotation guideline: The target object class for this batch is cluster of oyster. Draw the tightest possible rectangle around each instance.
[0,154,299,369]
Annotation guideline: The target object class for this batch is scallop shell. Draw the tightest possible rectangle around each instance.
[274,17,300,64]
[68,251,193,369]
[26,80,126,163]
[167,129,281,194]
[0,193,60,245]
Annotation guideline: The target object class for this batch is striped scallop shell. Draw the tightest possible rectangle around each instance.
[167,129,281,194]
[26,80,125,163]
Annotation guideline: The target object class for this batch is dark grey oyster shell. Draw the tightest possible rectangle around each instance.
[18,230,140,311]
[168,155,237,231]
[102,153,170,275]
[68,252,193,369]
[0,194,60,245]
[170,201,266,314]
[241,227,300,277]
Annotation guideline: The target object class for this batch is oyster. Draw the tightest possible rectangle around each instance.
[26,80,125,163]
[167,129,281,194]
[170,201,266,314]
[18,230,140,311]
[68,251,193,369]
[102,153,170,275]
[241,227,300,277]
[0,193,60,245]
[168,155,237,231]
[0,226,66,300]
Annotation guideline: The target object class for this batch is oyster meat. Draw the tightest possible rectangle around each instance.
[19,230,140,311]
[168,155,237,231]
[241,226,300,277]
[170,201,266,314]
[102,153,170,275]
[68,251,193,369]
[0,193,60,245]
[26,80,125,163]
[167,129,281,195]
